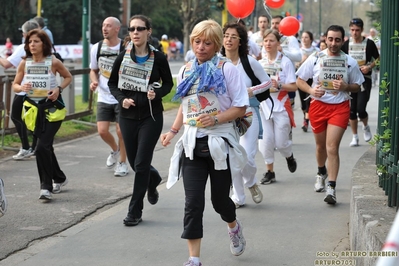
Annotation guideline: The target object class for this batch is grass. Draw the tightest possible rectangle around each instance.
[1,79,180,149]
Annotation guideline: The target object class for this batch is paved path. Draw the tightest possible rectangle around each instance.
[0,86,379,265]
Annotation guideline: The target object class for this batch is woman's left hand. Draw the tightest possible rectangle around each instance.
[147,89,156,100]
[47,88,60,102]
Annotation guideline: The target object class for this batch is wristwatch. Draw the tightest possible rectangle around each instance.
[278,83,282,90]
[57,86,63,93]
[214,116,219,126]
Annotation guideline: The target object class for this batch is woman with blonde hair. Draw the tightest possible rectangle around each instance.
[160,19,248,266]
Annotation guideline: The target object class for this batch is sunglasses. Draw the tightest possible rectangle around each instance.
[127,26,147,32]
[350,19,363,27]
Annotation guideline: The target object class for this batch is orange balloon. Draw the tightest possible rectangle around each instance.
[279,16,300,36]
[265,0,285,9]
[226,0,255,19]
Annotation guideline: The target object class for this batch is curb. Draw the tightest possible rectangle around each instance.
[350,146,396,265]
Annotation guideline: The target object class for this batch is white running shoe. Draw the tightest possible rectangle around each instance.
[39,189,52,200]
[363,125,372,142]
[324,185,337,204]
[228,219,246,256]
[53,178,68,194]
[13,148,32,160]
[0,178,7,217]
[314,173,328,192]
[106,150,120,168]
[114,162,129,177]
[248,184,263,204]
[349,136,359,147]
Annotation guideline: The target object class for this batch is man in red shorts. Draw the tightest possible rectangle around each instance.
[295,25,364,205]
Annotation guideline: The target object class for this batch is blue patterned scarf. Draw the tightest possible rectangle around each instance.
[172,55,226,101]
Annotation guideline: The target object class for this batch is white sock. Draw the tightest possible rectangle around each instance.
[228,222,239,232]
[353,134,358,138]
[190,257,200,265]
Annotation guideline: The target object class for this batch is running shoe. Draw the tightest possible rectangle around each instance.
[228,219,246,256]
[260,171,276,185]
[314,173,328,192]
[248,184,263,203]
[324,185,337,204]
[106,150,120,168]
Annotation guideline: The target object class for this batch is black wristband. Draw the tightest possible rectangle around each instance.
[57,86,63,93]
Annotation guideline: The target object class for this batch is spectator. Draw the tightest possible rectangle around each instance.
[160,34,169,56]
[168,38,177,60]
[174,37,183,60]
[5,38,13,57]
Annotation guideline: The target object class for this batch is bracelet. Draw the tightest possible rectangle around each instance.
[170,127,179,134]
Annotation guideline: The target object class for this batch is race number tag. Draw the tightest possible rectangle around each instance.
[99,56,115,79]
[118,65,149,92]
[318,58,348,90]
[118,45,154,93]
[349,41,366,66]
[25,59,51,98]
[182,92,220,128]
[263,66,280,92]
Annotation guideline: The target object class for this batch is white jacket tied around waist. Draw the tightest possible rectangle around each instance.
[166,123,248,189]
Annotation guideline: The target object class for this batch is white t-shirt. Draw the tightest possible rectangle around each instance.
[250,31,263,50]
[236,55,271,95]
[7,44,26,96]
[296,50,365,104]
[247,39,260,59]
[90,42,121,104]
[177,58,249,111]
[259,52,296,113]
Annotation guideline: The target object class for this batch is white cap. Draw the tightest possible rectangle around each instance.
[161,34,168,40]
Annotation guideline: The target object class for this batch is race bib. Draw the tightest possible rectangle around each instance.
[25,58,51,98]
[99,56,115,79]
[318,55,348,90]
[182,92,220,128]
[349,39,367,66]
[117,45,155,92]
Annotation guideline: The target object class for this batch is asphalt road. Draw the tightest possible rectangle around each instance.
[0,78,379,266]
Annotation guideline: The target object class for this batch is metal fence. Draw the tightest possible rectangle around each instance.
[0,67,94,148]
[376,1,399,207]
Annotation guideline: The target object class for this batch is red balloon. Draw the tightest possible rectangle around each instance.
[265,0,285,9]
[279,16,300,36]
[226,0,255,19]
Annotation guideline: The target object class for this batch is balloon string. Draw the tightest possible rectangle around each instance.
[262,2,272,22]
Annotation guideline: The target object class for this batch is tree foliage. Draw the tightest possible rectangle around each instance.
[0,0,32,44]
[42,0,121,44]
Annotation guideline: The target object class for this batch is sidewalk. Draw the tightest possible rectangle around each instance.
[0,88,384,266]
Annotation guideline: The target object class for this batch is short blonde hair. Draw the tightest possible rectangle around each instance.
[190,19,223,53]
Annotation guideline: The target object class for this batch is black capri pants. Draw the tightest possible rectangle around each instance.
[181,138,236,239]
